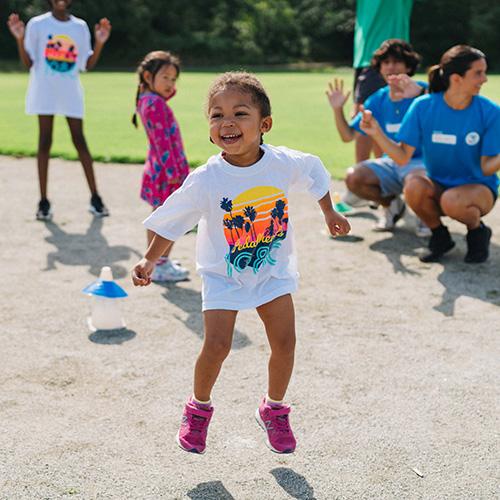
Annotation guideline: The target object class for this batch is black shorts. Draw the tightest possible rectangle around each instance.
[353,67,386,104]
[432,179,498,203]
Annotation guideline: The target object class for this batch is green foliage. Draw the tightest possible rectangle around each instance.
[1,1,498,68]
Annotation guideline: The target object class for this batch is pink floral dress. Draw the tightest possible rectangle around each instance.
[137,92,189,208]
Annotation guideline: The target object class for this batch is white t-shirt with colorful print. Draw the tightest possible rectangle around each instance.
[24,13,93,118]
[144,144,331,310]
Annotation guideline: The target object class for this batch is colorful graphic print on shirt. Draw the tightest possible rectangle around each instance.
[44,34,78,72]
[221,186,288,276]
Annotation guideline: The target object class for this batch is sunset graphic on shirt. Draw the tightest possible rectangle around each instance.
[220,186,288,276]
[44,34,78,73]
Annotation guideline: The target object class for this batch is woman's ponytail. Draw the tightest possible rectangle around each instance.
[428,64,447,93]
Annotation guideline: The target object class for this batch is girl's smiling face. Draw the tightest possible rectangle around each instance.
[144,64,178,100]
[208,88,272,167]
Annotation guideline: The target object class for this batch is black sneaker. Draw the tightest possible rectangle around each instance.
[419,224,455,263]
[36,198,53,221]
[89,193,109,217]
[464,223,491,263]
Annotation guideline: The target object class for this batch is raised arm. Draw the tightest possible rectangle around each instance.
[481,155,500,176]
[7,13,32,69]
[360,108,415,166]
[326,78,356,143]
[86,18,111,70]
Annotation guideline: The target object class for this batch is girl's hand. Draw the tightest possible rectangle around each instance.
[7,13,25,40]
[325,210,351,238]
[359,107,381,137]
[131,258,155,286]
[326,78,351,110]
[388,74,423,100]
[94,18,112,44]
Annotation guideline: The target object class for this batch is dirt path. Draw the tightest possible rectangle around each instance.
[0,156,498,499]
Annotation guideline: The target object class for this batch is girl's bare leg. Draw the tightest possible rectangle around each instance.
[37,115,54,199]
[257,294,296,401]
[66,117,97,194]
[193,309,238,401]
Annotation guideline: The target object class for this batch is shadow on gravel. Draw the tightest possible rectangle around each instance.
[156,282,252,350]
[88,328,136,345]
[43,218,141,278]
[435,258,500,316]
[369,228,423,275]
[270,467,316,499]
[369,229,500,316]
[187,481,235,499]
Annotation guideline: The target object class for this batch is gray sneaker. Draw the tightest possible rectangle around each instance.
[151,259,189,282]
[373,197,406,231]
[341,190,370,208]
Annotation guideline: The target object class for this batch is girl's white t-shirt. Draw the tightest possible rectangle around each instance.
[24,13,93,118]
[144,144,331,310]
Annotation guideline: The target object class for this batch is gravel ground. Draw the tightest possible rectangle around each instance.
[0,156,498,499]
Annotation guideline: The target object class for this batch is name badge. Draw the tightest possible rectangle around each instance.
[386,123,401,133]
[432,132,457,145]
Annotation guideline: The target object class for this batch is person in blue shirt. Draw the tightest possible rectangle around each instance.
[360,45,500,263]
[327,39,429,235]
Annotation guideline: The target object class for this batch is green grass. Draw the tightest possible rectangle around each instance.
[0,70,499,177]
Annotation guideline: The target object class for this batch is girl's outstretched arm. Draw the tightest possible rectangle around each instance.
[86,18,111,70]
[360,108,415,166]
[132,233,173,286]
[318,192,351,237]
[7,13,32,68]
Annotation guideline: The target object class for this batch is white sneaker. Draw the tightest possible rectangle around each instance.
[341,190,370,208]
[373,197,406,231]
[415,218,432,238]
[152,259,189,282]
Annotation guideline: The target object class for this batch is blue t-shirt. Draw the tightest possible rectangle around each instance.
[350,83,426,158]
[398,92,500,194]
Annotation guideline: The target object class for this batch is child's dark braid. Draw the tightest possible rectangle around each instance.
[132,51,181,128]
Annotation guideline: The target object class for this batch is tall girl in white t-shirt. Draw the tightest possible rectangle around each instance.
[7,1,111,220]
[132,72,351,454]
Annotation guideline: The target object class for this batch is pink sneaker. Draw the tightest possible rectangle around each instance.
[176,400,213,454]
[255,397,296,453]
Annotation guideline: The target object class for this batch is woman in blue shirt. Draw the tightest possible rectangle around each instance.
[360,45,500,263]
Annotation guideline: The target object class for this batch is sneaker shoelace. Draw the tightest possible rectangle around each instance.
[274,414,291,434]
[189,415,208,433]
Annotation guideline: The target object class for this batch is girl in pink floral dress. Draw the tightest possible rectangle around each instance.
[133,51,190,281]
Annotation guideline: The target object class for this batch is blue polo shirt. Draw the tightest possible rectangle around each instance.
[398,92,500,194]
[350,83,426,158]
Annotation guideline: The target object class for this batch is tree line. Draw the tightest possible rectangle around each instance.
[1,0,498,69]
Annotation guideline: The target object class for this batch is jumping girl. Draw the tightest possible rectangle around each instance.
[7,0,111,220]
[133,51,190,282]
[131,72,350,454]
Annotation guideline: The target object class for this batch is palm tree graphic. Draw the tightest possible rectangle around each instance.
[223,218,236,245]
[220,198,243,240]
[243,206,258,241]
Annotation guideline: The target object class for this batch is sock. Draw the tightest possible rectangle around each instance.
[431,224,446,234]
[157,256,168,266]
[266,394,284,408]
[468,221,484,233]
[191,395,211,409]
